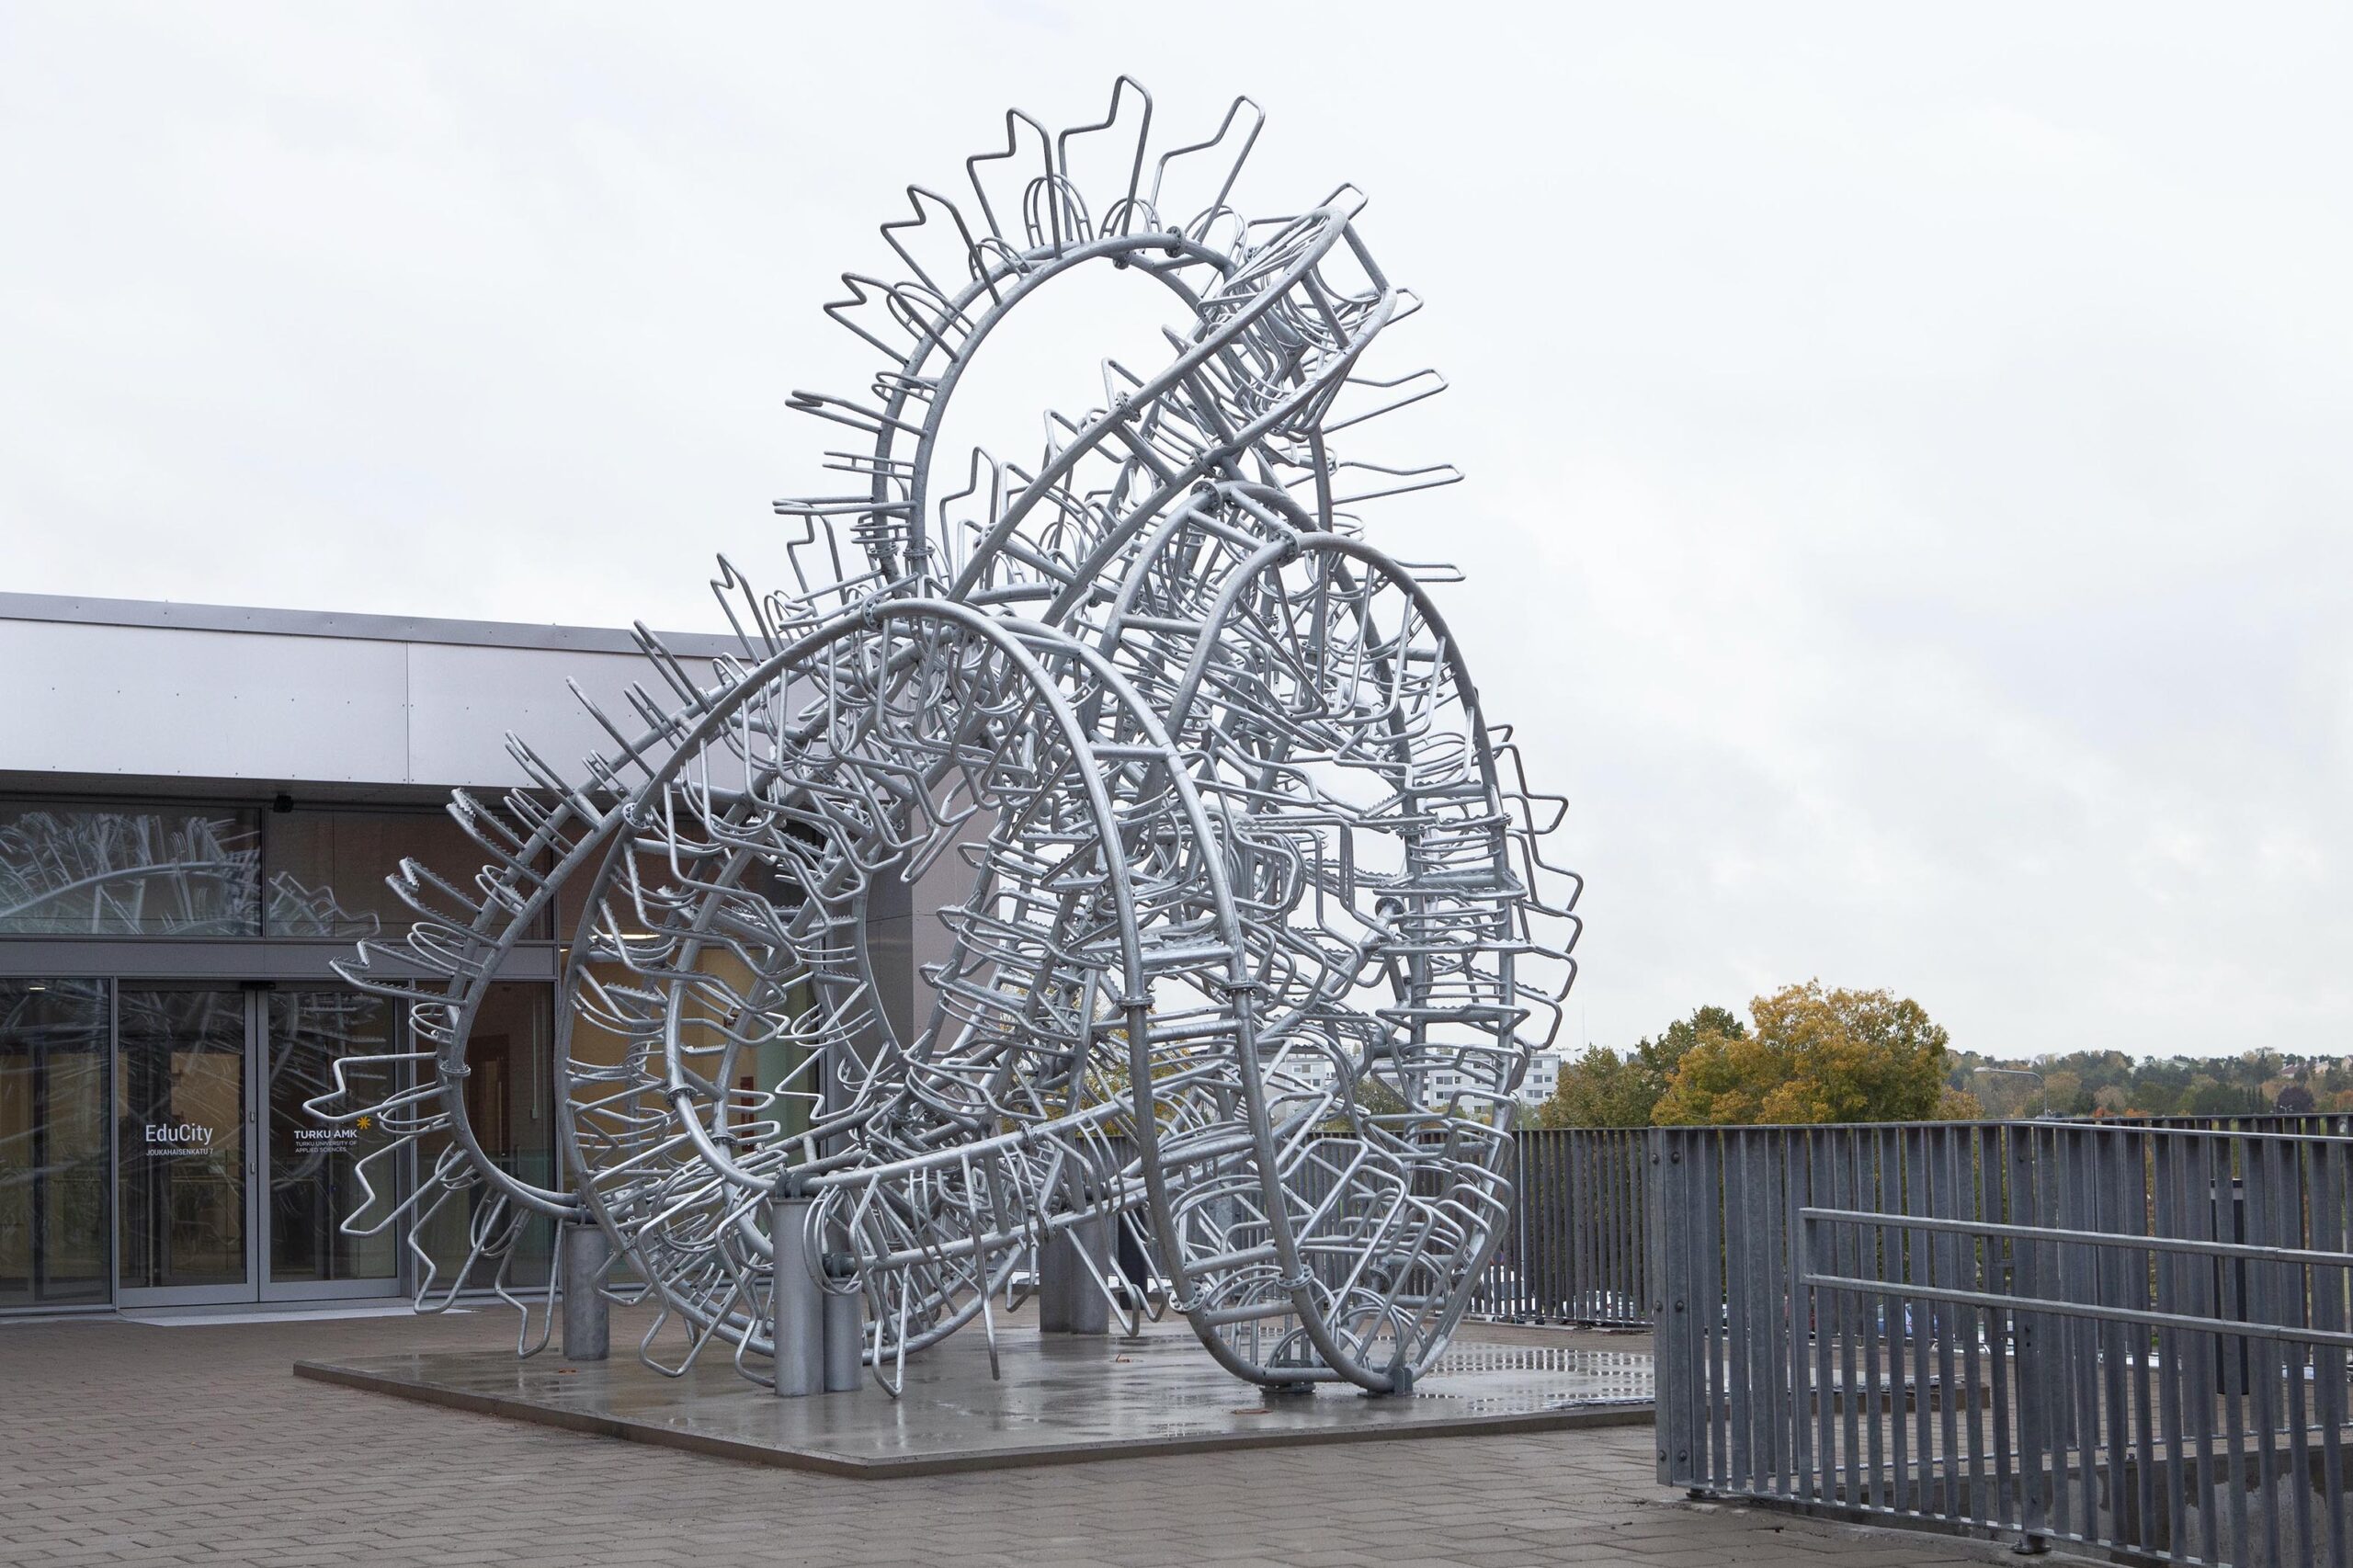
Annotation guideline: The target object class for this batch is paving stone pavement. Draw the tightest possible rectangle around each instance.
[1,1307,2030,1568]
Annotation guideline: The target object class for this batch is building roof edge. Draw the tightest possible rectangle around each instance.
[0,591,745,661]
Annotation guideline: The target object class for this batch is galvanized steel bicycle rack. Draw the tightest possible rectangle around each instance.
[311,82,1581,1398]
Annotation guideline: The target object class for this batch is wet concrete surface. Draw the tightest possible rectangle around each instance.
[296,1315,1654,1476]
[5,1304,2032,1568]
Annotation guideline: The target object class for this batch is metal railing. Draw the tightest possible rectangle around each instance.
[1472,1127,1651,1327]
[1651,1118,2353,1566]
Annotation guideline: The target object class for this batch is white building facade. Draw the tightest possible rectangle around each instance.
[0,592,739,1314]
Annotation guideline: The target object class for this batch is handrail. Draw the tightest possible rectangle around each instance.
[1798,1272,2353,1354]
[1802,1204,2353,1271]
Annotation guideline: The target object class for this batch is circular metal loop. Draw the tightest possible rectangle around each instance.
[320,84,1580,1396]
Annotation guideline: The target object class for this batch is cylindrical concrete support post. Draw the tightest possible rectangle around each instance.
[559,1218,611,1363]
[771,1191,824,1397]
[822,1253,863,1393]
[1037,1232,1073,1333]
[1114,1216,1148,1315]
[1038,1214,1111,1335]
[1069,1210,1111,1335]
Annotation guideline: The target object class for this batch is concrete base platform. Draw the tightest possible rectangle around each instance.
[295,1324,1651,1478]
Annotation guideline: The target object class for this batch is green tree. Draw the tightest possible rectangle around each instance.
[2185,1079,2254,1117]
[2041,1070,2087,1117]
[1653,982,1953,1125]
[1939,1084,1985,1119]
[1530,1006,1746,1128]
[1530,1044,1647,1128]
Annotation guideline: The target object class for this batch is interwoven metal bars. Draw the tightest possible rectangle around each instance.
[310,82,1581,1396]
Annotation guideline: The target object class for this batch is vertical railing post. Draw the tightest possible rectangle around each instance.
[1652,1127,1692,1488]
[1789,1165,1813,1498]
[1656,1116,1675,1469]
[1632,1127,1652,1328]
[2008,1128,2050,1554]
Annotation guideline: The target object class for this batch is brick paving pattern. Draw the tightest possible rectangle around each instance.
[3,1308,2023,1567]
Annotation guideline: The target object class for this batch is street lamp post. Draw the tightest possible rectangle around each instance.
[1977,1065,2050,1119]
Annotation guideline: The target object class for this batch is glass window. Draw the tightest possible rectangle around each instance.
[552,828,806,947]
[264,808,530,940]
[0,803,260,936]
[0,980,111,1308]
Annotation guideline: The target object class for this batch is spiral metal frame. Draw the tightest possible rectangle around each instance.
[312,81,1582,1396]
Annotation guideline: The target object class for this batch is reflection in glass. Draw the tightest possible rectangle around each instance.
[0,801,545,943]
[0,981,110,1307]
[415,983,553,1290]
[117,987,248,1290]
[265,808,540,940]
[267,991,399,1285]
[0,805,261,936]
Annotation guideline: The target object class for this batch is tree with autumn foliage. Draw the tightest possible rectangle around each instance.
[1651,982,1958,1125]
[1530,1006,1748,1129]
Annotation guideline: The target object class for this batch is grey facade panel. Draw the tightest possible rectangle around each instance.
[401,641,665,789]
[0,595,725,790]
[0,619,411,783]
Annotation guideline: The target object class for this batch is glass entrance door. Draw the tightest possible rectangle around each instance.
[1,980,112,1309]
[115,984,404,1307]
[117,985,251,1305]
[260,989,398,1298]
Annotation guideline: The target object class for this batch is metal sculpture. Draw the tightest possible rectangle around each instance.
[313,82,1581,1397]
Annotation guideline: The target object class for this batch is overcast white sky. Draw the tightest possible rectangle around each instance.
[5,4,2348,1061]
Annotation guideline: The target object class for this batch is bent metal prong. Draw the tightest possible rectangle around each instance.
[312,81,1583,1398]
